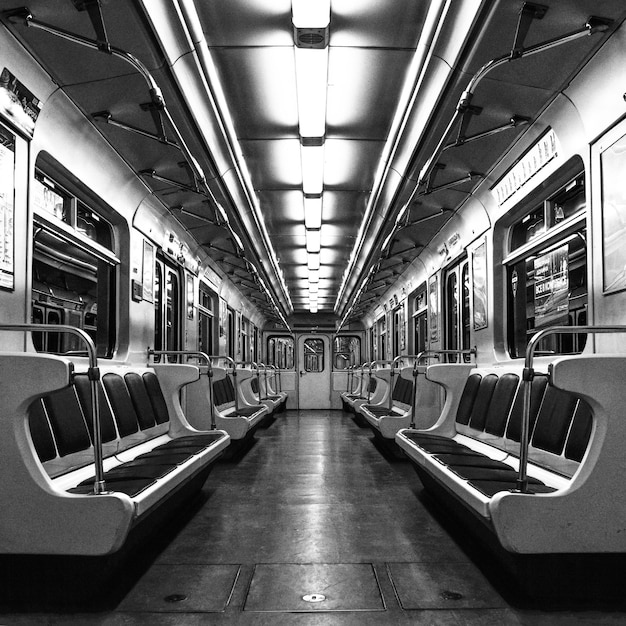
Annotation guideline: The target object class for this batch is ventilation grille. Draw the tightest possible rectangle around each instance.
[294,26,329,49]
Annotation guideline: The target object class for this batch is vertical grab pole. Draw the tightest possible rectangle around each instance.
[410,356,420,429]
[87,362,106,494]
[517,366,533,493]
[207,358,216,429]
[367,362,374,404]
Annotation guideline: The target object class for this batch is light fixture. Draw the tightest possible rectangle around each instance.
[292,0,330,29]
[301,145,324,195]
[310,304,318,313]
[304,195,322,230]
[293,0,330,308]
[306,228,321,254]
[294,47,329,138]
[307,252,320,270]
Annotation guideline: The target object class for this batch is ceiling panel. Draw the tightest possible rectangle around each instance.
[330,0,428,48]
[326,48,416,138]
[210,47,298,139]
[195,0,292,47]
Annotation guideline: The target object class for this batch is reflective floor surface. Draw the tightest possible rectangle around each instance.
[1,410,624,624]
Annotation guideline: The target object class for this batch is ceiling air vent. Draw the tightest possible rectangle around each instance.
[294,26,329,49]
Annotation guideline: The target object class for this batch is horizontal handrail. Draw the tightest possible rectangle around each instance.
[0,323,106,494]
[518,325,626,492]
[148,349,211,367]
[415,348,477,368]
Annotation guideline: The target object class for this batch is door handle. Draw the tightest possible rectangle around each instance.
[300,370,305,377]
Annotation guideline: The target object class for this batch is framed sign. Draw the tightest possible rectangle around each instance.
[142,240,154,302]
[600,130,626,293]
[428,274,439,342]
[0,124,15,291]
[472,240,487,330]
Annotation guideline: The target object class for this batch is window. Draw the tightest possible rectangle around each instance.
[333,335,361,369]
[198,281,215,355]
[241,316,249,362]
[31,168,117,358]
[392,306,403,357]
[267,335,294,369]
[444,259,470,362]
[506,172,587,357]
[154,256,181,361]
[377,315,386,360]
[304,338,324,372]
[227,307,235,358]
[412,283,428,354]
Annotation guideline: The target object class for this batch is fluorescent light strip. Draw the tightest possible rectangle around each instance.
[292,0,330,28]
[304,195,322,230]
[301,145,324,195]
[307,252,320,270]
[306,228,321,253]
[294,47,328,138]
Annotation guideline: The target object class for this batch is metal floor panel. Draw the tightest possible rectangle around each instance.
[117,563,240,613]
[243,562,385,612]
[388,561,508,610]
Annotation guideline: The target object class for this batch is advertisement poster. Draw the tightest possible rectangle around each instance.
[601,131,626,293]
[534,245,569,328]
[0,68,40,138]
[472,240,487,330]
[0,128,14,290]
[428,275,439,342]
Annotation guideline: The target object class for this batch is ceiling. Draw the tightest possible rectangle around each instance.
[2,0,626,329]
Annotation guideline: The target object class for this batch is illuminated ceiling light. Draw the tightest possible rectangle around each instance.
[309,304,318,313]
[292,0,330,29]
[301,145,324,195]
[304,195,323,230]
[294,47,328,137]
[307,252,320,270]
[305,228,321,253]
[309,282,319,293]
[308,269,320,283]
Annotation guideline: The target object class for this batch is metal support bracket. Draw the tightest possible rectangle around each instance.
[511,3,548,59]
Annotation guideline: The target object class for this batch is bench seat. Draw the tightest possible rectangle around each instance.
[0,353,229,557]
[211,367,269,439]
[358,368,415,438]
[396,357,626,556]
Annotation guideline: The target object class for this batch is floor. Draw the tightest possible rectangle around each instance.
[1,410,624,624]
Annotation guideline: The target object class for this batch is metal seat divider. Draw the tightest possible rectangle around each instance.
[147,349,218,429]
[267,364,279,396]
[518,326,626,493]
[236,361,261,403]
[258,362,268,401]
[0,323,105,494]
[407,349,476,428]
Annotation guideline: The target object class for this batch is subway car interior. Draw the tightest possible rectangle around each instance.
[3,0,626,622]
